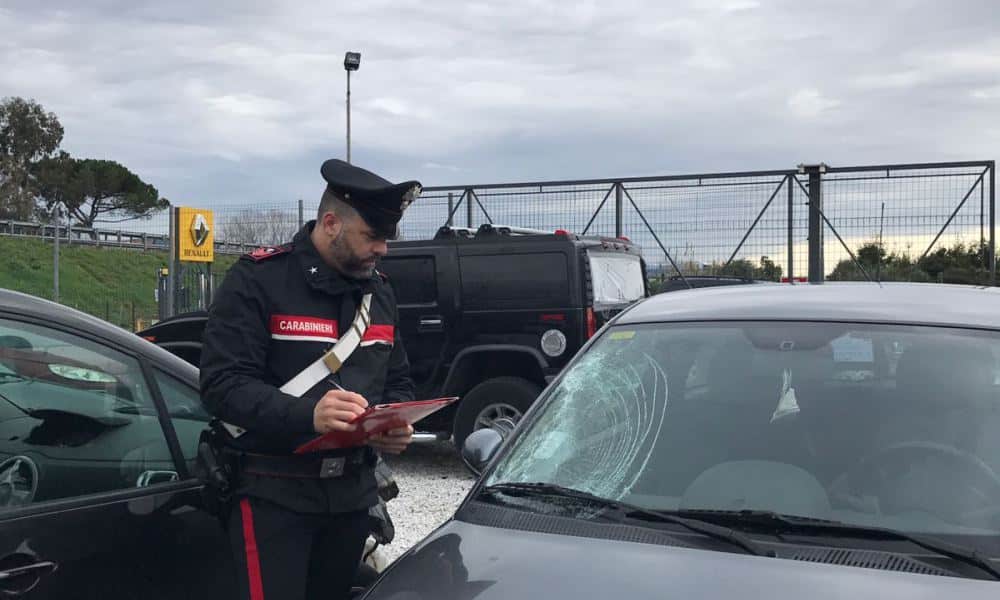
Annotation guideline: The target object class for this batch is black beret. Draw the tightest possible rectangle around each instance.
[321,159,421,239]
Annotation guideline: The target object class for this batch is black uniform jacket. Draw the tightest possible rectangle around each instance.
[199,221,414,513]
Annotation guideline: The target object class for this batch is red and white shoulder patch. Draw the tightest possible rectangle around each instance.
[270,314,339,344]
[245,244,292,262]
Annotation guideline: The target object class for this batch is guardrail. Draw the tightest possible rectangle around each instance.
[0,219,258,255]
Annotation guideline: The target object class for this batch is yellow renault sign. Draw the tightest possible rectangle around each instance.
[177,207,214,262]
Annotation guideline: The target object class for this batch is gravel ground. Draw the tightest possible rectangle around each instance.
[377,440,477,563]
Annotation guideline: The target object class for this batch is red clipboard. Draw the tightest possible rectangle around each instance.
[294,397,460,454]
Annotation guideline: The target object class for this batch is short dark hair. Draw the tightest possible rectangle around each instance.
[317,188,360,222]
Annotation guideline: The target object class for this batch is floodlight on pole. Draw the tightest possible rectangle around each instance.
[344,52,361,163]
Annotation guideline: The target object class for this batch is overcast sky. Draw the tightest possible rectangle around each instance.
[2,0,999,214]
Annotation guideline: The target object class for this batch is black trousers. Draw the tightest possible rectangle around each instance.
[228,495,370,600]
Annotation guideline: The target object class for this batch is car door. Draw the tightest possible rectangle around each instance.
[0,315,236,599]
[145,366,238,599]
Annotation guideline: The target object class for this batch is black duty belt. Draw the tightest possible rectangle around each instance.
[237,449,373,480]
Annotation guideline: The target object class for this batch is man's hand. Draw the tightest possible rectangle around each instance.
[367,424,414,455]
[313,390,368,434]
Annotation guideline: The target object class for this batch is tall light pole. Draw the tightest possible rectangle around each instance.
[344,51,361,163]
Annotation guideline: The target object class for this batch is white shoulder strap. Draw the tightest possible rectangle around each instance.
[220,293,373,438]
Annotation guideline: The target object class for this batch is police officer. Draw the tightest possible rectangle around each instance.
[199,159,421,600]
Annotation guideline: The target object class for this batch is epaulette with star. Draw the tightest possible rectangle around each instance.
[242,243,293,262]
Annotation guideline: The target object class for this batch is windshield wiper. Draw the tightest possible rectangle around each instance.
[672,509,1000,581]
[479,482,773,557]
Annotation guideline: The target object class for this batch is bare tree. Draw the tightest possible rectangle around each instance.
[220,208,299,246]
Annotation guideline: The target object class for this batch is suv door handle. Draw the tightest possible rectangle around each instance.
[418,316,444,332]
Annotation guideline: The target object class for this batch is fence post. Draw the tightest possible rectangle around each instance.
[166,207,177,318]
[801,164,826,283]
[53,205,60,303]
[447,192,454,227]
[298,199,304,229]
[787,174,794,282]
[615,183,623,238]
[206,263,214,308]
[990,161,996,286]
[466,188,474,228]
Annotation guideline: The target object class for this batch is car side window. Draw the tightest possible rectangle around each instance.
[0,318,175,512]
[150,369,212,464]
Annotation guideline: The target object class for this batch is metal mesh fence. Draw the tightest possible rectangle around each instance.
[0,202,312,330]
[620,173,794,280]
[1,160,994,330]
[819,164,993,283]
[416,171,817,283]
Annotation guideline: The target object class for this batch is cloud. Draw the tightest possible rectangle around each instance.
[0,0,997,213]
[787,89,841,118]
[971,86,1000,100]
[422,162,462,172]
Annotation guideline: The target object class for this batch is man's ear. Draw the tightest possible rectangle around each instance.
[320,211,342,237]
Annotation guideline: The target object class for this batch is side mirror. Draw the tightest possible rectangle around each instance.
[461,428,503,477]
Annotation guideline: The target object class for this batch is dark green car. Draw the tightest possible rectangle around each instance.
[0,289,376,598]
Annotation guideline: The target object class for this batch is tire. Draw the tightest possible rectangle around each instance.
[452,376,542,450]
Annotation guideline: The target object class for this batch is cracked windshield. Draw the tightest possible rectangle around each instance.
[488,321,1000,540]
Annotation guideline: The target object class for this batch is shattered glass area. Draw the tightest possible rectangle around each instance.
[489,333,670,501]
[485,321,1000,539]
[587,252,646,309]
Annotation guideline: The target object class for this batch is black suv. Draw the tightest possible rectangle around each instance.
[138,224,648,448]
[378,224,648,447]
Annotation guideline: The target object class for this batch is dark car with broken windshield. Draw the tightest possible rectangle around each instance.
[360,282,1000,599]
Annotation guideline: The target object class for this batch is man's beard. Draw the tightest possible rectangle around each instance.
[330,235,376,280]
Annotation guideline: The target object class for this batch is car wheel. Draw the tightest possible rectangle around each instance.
[453,376,541,450]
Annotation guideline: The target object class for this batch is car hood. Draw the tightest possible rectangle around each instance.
[363,519,997,600]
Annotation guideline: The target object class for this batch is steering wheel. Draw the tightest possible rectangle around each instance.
[0,455,39,508]
[830,441,1000,524]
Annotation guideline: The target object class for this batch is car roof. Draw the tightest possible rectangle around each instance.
[619,282,1000,330]
[0,288,199,378]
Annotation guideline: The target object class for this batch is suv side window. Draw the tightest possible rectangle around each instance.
[0,318,175,511]
[461,252,569,310]
[380,256,437,305]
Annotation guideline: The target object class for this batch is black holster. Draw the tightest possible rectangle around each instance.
[193,421,238,519]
